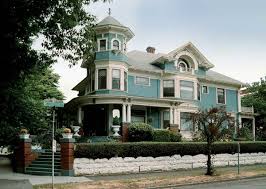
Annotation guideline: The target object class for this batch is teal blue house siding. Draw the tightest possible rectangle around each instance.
[95,90,127,96]
[226,89,238,112]
[95,51,128,62]
[200,86,238,113]
[128,75,160,98]
[199,86,217,110]
[195,68,206,76]
[164,62,176,71]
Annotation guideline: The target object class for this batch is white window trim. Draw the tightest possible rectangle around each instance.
[179,80,195,100]
[216,88,227,105]
[111,68,121,90]
[97,38,108,52]
[202,85,209,94]
[123,71,128,92]
[177,61,188,72]
[134,76,150,86]
[97,68,108,90]
[163,79,175,98]
[111,38,122,51]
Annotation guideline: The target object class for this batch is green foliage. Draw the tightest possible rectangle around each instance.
[128,123,153,142]
[112,116,120,125]
[242,77,266,139]
[237,127,253,141]
[191,107,235,175]
[74,141,266,159]
[0,67,64,148]
[153,130,182,142]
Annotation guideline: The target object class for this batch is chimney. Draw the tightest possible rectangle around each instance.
[146,46,155,54]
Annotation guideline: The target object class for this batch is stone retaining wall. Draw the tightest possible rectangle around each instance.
[74,153,266,175]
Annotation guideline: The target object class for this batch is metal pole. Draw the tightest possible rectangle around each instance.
[52,108,55,189]
[237,142,240,175]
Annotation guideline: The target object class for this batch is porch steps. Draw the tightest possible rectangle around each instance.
[25,150,61,176]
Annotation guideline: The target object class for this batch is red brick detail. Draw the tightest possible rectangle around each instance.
[122,123,129,142]
[60,140,75,171]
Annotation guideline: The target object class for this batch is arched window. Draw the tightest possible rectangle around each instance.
[112,40,119,50]
[178,61,187,72]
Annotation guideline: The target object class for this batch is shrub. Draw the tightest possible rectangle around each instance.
[128,122,153,142]
[74,141,266,159]
[153,130,182,142]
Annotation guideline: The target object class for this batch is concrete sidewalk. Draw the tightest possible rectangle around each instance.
[0,157,92,185]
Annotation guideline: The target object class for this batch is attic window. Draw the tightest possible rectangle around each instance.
[178,59,190,72]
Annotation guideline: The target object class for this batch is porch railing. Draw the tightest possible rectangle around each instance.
[241,106,254,114]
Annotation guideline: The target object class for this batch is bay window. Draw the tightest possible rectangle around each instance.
[112,69,120,90]
[180,112,194,131]
[124,71,127,91]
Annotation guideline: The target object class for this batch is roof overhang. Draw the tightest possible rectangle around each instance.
[94,25,134,41]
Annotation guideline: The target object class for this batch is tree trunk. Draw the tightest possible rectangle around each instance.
[206,140,213,175]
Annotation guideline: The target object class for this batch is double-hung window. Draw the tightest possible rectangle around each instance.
[163,80,175,97]
[202,86,208,94]
[180,80,194,99]
[98,69,107,89]
[112,69,120,90]
[99,39,107,51]
[217,88,225,104]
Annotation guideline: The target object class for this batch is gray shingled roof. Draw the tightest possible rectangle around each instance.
[127,50,164,73]
[97,16,125,27]
[127,50,243,86]
[204,70,244,86]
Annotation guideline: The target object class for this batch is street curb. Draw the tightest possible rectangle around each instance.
[147,174,266,189]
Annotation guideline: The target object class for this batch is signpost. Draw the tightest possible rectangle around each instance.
[44,98,64,189]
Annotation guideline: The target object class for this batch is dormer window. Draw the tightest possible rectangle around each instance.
[99,39,107,51]
[112,40,120,50]
[178,59,190,72]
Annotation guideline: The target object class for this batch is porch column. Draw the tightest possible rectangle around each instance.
[169,107,173,124]
[122,104,127,123]
[77,106,82,124]
[127,104,131,123]
[253,117,256,141]
[173,108,178,124]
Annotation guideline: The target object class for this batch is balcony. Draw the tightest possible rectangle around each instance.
[241,106,254,114]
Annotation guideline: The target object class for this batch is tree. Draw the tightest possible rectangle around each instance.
[191,107,234,175]
[0,66,64,148]
[242,77,266,140]
[1,0,108,147]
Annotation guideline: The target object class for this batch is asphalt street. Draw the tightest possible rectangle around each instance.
[171,177,266,189]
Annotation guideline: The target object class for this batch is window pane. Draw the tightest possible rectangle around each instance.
[136,76,149,85]
[203,86,208,93]
[163,80,174,97]
[112,69,120,90]
[180,112,193,131]
[113,40,119,50]
[124,71,127,91]
[98,69,106,89]
[180,80,194,99]
[163,111,170,129]
[100,40,106,51]
[217,88,225,104]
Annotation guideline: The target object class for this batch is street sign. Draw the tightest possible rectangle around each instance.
[44,98,64,108]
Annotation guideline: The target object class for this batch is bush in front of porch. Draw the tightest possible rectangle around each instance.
[153,130,182,142]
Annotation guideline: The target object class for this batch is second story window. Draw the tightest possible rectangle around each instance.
[124,71,127,91]
[180,80,194,100]
[112,69,120,90]
[135,76,150,86]
[217,88,225,104]
[99,39,107,51]
[112,40,120,50]
[202,85,208,94]
[163,80,174,97]
[197,84,201,100]
[98,69,107,89]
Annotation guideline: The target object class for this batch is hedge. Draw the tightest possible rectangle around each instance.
[74,141,266,159]
[153,130,182,142]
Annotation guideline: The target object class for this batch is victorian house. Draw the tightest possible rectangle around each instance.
[66,15,256,139]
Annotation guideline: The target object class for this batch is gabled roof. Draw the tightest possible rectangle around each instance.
[167,42,214,69]
[72,77,88,91]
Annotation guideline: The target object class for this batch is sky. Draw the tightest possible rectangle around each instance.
[51,0,266,102]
